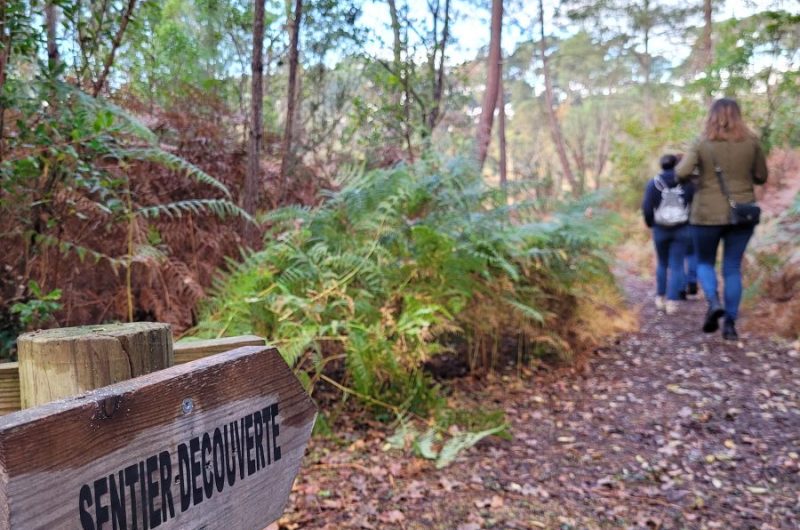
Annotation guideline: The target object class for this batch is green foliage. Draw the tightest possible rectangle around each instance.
[0,45,246,356]
[115,148,233,198]
[387,419,508,469]
[195,156,620,417]
[434,424,508,469]
[137,198,252,221]
[121,0,265,108]
[689,11,800,151]
[10,281,62,329]
[0,77,245,232]
[5,280,63,357]
[610,100,706,209]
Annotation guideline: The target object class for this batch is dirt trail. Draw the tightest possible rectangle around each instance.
[279,270,800,530]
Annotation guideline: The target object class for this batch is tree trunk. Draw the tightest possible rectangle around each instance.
[227,29,249,144]
[387,0,403,131]
[46,2,59,74]
[702,0,713,104]
[401,19,415,161]
[497,78,507,187]
[702,0,713,66]
[0,1,11,159]
[594,117,610,189]
[245,0,267,230]
[476,0,503,169]
[428,0,451,130]
[92,0,137,96]
[279,0,304,201]
[640,0,654,119]
[262,38,275,145]
[0,2,8,92]
[388,0,402,66]
[538,0,578,196]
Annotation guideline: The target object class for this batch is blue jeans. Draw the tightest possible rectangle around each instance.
[685,239,697,285]
[652,225,691,300]
[692,224,755,321]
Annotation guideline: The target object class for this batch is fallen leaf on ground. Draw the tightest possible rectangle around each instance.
[378,510,405,523]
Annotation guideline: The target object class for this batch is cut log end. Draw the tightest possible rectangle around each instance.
[17,322,174,409]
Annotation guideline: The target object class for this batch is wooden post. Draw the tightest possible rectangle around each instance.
[17,322,173,409]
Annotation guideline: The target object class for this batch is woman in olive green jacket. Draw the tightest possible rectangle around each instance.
[675,98,768,340]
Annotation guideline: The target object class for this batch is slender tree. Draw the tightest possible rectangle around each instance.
[45,2,59,74]
[279,0,304,200]
[701,0,713,103]
[594,117,610,189]
[538,0,578,196]
[0,1,13,159]
[427,0,451,130]
[497,77,507,187]
[92,0,138,96]
[385,0,414,159]
[245,0,267,227]
[387,0,415,159]
[387,0,402,107]
[702,0,713,67]
[476,0,503,169]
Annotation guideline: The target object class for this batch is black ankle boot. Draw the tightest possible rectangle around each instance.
[702,301,725,333]
[722,319,738,341]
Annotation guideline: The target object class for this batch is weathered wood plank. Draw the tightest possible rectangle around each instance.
[174,335,265,364]
[0,363,20,415]
[0,345,317,530]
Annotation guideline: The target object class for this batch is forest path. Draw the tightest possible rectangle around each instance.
[278,269,800,530]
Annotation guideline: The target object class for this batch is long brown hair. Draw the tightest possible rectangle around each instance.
[703,98,753,141]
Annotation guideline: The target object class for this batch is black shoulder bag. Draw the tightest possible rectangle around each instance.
[711,153,761,226]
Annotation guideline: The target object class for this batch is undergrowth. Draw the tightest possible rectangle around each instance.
[0,79,251,357]
[745,192,800,339]
[194,156,626,425]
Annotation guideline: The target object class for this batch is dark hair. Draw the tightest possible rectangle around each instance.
[660,154,678,170]
[703,98,753,141]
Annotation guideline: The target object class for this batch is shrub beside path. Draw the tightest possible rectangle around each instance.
[277,270,800,530]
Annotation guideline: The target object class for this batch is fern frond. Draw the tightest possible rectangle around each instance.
[114,148,233,198]
[69,84,159,144]
[136,199,253,222]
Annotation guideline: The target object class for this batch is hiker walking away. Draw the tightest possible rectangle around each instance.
[642,154,694,314]
[676,98,768,340]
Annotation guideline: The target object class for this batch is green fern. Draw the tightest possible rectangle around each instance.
[435,424,508,469]
[114,148,233,198]
[137,199,253,222]
[71,86,158,144]
[195,155,621,419]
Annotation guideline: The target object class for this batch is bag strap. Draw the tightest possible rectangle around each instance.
[710,150,736,208]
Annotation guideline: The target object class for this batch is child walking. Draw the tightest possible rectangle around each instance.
[642,154,695,314]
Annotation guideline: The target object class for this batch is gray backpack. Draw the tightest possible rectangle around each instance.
[653,176,689,226]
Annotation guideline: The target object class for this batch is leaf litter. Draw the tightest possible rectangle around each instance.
[277,270,800,529]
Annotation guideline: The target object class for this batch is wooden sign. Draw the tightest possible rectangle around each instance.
[174,336,265,364]
[0,345,317,530]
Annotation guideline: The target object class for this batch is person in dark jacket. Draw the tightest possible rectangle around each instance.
[675,98,768,340]
[642,154,695,314]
